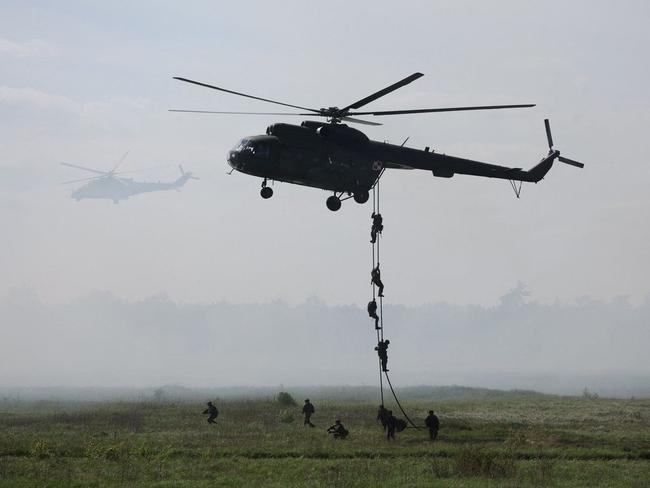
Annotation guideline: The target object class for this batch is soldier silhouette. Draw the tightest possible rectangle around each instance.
[327,419,349,439]
[385,410,397,440]
[302,399,315,427]
[377,404,389,431]
[370,212,384,243]
[425,410,440,441]
[371,265,384,297]
[203,401,219,424]
[367,299,380,329]
[375,339,390,372]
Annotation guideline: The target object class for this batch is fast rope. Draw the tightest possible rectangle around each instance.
[370,176,419,429]
[371,181,384,407]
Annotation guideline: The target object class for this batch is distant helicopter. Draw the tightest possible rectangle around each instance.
[61,151,198,204]
[171,72,583,211]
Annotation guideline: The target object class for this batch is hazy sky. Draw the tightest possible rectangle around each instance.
[2,291,649,392]
[2,0,649,307]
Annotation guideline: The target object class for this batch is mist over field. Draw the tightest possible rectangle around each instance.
[2,1,650,410]
[2,285,648,398]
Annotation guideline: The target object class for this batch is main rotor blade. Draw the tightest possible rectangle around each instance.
[61,175,106,184]
[349,103,536,116]
[340,116,382,126]
[558,156,584,168]
[341,72,424,112]
[544,119,554,149]
[168,109,318,116]
[111,150,130,173]
[173,77,321,114]
[60,162,109,175]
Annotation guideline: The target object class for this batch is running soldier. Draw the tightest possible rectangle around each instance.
[202,401,219,424]
[302,399,315,427]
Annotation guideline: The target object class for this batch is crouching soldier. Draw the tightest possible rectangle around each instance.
[203,401,219,424]
[327,419,349,439]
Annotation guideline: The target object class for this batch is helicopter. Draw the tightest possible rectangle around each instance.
[61,151,198,204]
[171,72,583,211]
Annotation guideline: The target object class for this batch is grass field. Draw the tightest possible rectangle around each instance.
[1,389,649,487]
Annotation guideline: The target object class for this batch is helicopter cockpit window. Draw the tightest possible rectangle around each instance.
[233,139,249,152]
[251,142,270,159]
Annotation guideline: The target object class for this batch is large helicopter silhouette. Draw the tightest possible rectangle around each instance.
[171,72,582,211]
[61,151,198,204]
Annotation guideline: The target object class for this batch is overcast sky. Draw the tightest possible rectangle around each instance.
[1,0,649,308]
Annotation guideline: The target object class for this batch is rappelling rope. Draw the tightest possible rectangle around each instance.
[370,176,419,429]
[384,371,420,429]
[372,183,384,407]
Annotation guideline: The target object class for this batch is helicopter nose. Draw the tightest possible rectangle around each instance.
[228,150,241,168]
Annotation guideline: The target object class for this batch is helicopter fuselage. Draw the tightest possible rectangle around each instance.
[173,73,582,211]
[226,120,535,198]
[69,170,196,203]
[227,121,382,195]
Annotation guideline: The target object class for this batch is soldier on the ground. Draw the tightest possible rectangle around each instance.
[385,410,397,440]
[202,401,219,424]
[425,410,440,441]
[367,299,380,329]
[377,404,389,431]
[327,419,349,439]
[302,399,315,427]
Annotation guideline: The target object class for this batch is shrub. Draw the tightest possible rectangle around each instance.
[279,410,295,424]
[276,391,298,407]
[30,440,54,459]
[453,447,516,479]
[429,458,452,478]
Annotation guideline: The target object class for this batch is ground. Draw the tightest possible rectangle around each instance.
[1,390,649,487]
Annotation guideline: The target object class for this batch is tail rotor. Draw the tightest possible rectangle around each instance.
[179,164,199,180]
[544,119,584,168]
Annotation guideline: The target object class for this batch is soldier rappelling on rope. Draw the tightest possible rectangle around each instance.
[367,299,380,330]
[375,339,390,372]
[371,265,384,297]
[370,212,383,244]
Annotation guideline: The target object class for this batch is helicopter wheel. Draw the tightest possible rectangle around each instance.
[260,186,273,199]
[326,195,342,211]
[353,191,369,204]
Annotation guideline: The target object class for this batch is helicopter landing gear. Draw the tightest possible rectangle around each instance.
[260,179,273,199]
[326,195,342,211]
[353,191,369,204]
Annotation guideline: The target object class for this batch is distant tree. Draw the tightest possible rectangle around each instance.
[498,282,530,310]
[276,391,297,407]
[582,387,599,400]
[153,388,165,402]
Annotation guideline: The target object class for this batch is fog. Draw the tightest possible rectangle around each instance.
[2,285,648,397]
[1,2,649,396]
